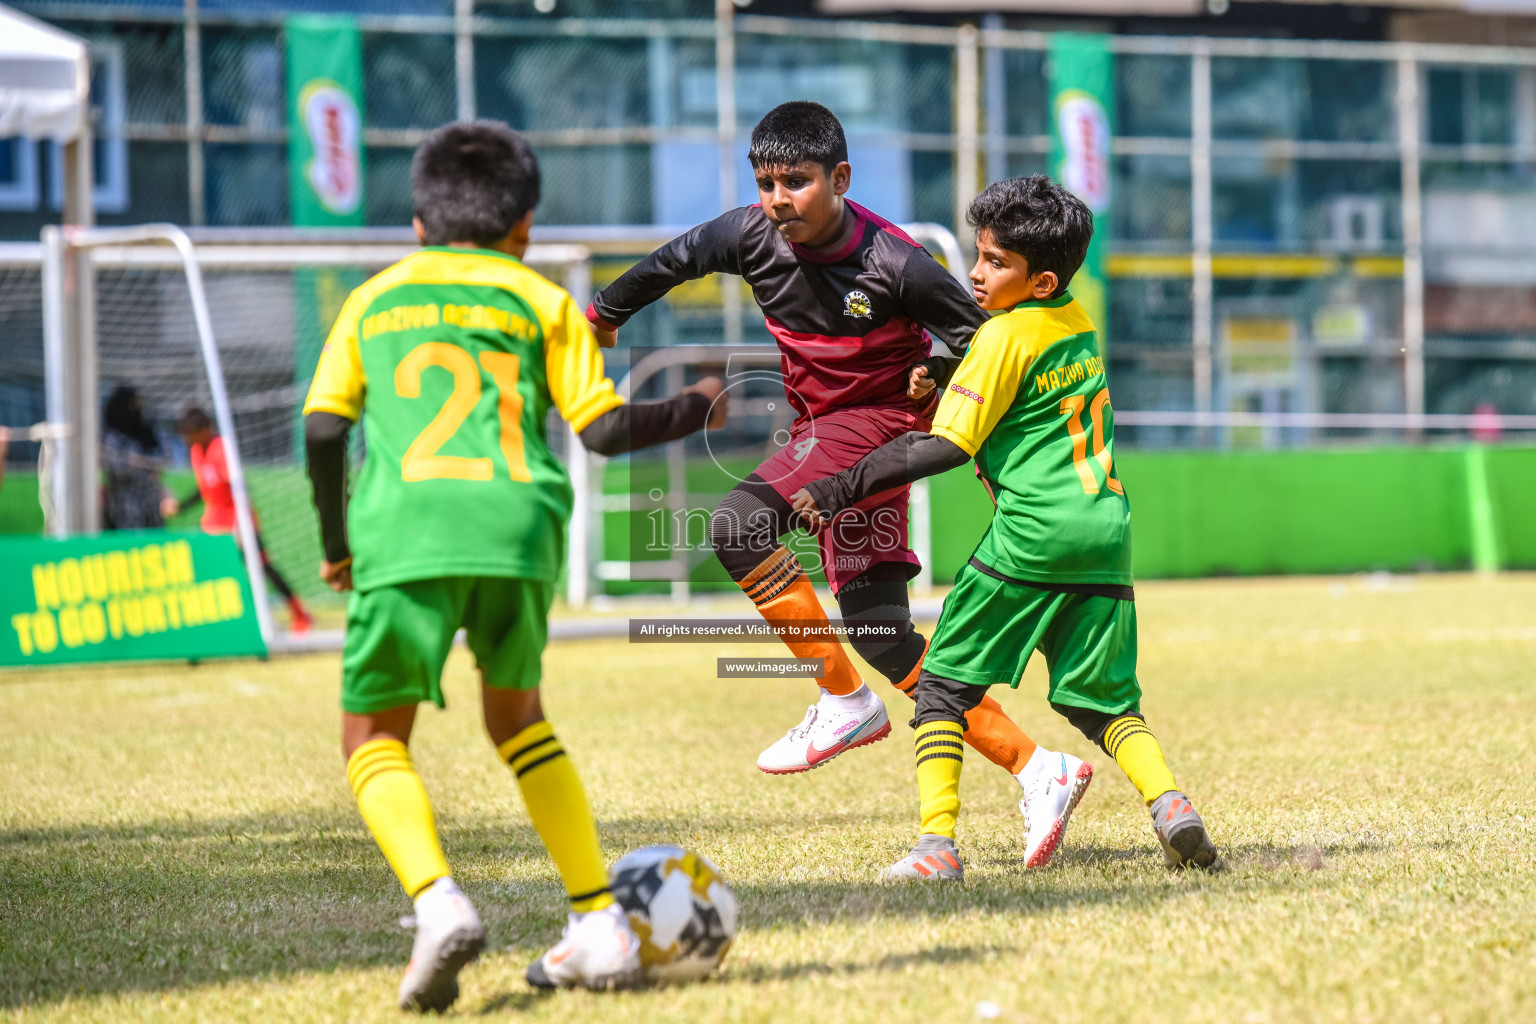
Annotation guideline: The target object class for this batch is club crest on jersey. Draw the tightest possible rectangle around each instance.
[843,290,873,319]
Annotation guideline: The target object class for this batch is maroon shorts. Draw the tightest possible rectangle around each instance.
[753,403,929,593]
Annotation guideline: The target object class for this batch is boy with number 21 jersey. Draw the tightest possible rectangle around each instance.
[303,121,726,1013]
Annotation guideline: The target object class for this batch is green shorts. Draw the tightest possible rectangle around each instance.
[341,576,555,714]
[922,561,1140,716]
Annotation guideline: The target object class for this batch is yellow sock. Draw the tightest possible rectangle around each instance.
[894,642,1038,774]
[346,739,451,898]
[1102,714,1179,806]
[914,720,965,839]
[499,721,614,913]
[739,546,862,696]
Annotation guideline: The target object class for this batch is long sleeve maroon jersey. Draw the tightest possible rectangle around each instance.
[587,200,987,423]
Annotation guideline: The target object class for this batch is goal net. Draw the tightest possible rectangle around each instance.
[38,227,593,640]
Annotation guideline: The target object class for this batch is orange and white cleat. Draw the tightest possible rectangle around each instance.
[883,834,964,882]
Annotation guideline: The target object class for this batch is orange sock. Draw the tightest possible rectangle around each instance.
[740,546,862,696]
[894,641,1037,774]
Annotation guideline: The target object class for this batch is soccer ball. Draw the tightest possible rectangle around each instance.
[609,845,737,984]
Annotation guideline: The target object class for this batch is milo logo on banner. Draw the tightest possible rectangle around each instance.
[1048,33,1115,347]
[300,80,362,216]
[1055,89,1111,213]
[1,533,265,667]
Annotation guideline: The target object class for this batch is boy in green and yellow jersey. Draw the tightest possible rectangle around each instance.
[792,175,1218,880]
[303,122,727,1011]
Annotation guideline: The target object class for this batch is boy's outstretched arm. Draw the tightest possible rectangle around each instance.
[305,411,354,591]
[897,246,988,401]
[586,208,749,346]
[551,290,730,455]
[790,430,969,533]
[578,378,728,456]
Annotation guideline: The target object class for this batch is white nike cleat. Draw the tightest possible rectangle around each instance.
[525,903,642,991]
[397,877,486,1013]
[1017,749,1094,868]
[756,686,891,774]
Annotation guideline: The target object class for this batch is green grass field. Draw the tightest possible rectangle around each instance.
[4,573,1535,1023]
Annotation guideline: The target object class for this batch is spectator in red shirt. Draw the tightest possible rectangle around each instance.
[166,407,313,633]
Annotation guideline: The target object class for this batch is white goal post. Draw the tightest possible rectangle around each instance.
[39,225,592,645]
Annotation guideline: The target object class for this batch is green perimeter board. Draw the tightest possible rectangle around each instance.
[919,444,1526,581]
[1485,445,1536,567]
[1113,446,1470,577]
[1,530,266,668]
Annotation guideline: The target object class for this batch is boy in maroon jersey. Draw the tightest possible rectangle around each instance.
[589,103,1079,848]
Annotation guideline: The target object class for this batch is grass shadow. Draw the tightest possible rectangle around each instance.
[0,811,1423,1011]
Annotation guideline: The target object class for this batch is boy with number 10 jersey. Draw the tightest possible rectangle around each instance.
[793,176,1220,880]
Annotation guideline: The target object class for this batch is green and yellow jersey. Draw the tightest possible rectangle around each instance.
[303,246,623,591]
[929,291,1131,587]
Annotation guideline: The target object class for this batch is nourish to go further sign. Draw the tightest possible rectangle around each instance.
[1,532,266,667]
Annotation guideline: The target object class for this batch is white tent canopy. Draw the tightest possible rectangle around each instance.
[0,3,88,141]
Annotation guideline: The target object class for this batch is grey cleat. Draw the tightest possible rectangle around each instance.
[883,834,965,882]
[1149,790,1220,870]
[397,879,487,1013]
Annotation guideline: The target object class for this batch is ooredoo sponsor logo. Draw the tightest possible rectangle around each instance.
[949,383,984,404]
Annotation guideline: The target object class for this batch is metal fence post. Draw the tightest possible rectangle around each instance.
[981,14,1007,185]
[185,0,205,227]
[1190,41,1215,442]
[1397,48,1426,432]
[665,362,690,605]
[56,131,100,533]
[716,0,743,346]
[566,421,591,608]
[955,23,980,250]
[564,253,594,609]
[455,0,475,121]
[40,227,71,537]
[911,478,933,595]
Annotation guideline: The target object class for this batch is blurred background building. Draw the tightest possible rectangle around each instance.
[5,0,1536,442]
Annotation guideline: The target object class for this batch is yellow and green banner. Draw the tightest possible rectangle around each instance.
[1,532,266,667]
[1049,32,1114,346]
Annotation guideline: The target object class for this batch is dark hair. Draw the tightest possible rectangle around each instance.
[412,120,540,247]
[177,406,213,436]
[967,175,1093,297]
[747,101,848,173]
[104,385,158,453]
